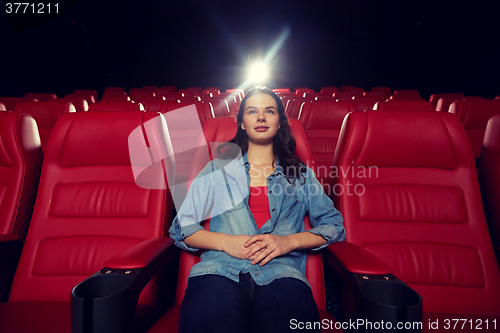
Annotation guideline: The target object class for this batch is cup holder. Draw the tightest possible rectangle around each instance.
[354,275,422,332]
[72,274,131,300]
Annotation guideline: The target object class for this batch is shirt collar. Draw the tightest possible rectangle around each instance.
[241,153,285,177]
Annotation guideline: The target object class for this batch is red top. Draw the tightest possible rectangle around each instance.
[248,186,271,229]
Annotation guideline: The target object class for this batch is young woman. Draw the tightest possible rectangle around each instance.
[169,87,345,333]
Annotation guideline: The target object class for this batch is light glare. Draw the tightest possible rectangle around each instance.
[248,62,268,84]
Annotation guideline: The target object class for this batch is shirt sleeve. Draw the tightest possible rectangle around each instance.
[168,161,215,252]
[303,167,346,250]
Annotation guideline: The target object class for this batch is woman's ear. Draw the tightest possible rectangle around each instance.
[241,123,246,130]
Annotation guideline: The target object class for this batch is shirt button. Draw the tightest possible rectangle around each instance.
[269,190,272,194]
[254,272,259,277]
[268,178,272,181]
[271,208,276,212]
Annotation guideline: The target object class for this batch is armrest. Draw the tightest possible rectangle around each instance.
[327,241,393,275]
[326,241,422,327]
[71,237,176,333]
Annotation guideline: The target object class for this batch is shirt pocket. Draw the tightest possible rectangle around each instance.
[275,197,303,232]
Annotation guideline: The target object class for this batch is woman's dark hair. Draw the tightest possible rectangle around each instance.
[217,86,306,184]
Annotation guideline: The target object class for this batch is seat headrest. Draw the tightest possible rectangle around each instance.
[304,101,353,129]
[449,100,500,128]
[374,100,434,111]
[13,102,75,128]
[88,102,143,112]
[338,111,458,170]
[57,112,153,167]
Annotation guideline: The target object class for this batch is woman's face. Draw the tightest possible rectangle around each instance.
[241,93,280,145]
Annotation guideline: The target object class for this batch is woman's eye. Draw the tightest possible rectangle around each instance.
[248,110,256,114]
[266,110,275,114]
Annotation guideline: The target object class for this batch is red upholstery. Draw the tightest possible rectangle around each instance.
[0,97,37,111]
[304,92,326,100]
[142,86,158,93]
[449,99,500,158]
[362,91,386,102]
[186,87,202,92]
[374,99,435,111]
[429,93,463,108]
[436,96,484,112]
[133,92,155,102]
[53,98,89,112]
[320,86,338,94]
[0,113,43,301]
[478,114,500,258]
[300,101,356,197]
[147,117,342,333]
[100,94,130,102]
[285,97,306,118]
[0,103,5,112]
[351,99,373,111]
[161,86,177,92]
[333,92,355,101]
[296,88,314,97]
[344,87,364,96]
[24,93,57,101]
[339,86,356,92]
[332,110,500,316]
[390,90,421,99]
[370,86,391,100]
[65,93,96,105]
[88,102,143,112]
[272,87,290,93]
[72,90,98,103]
[0,111,173,332]
[13,102,76,153]
[209,100,230,117]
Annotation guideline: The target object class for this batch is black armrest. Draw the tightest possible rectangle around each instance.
[71,237,175,333]
[327,242,422,332]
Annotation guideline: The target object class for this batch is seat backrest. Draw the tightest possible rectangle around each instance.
[174,117,329,310]
[14,102,76,153]
[449,99,500,158]
[374,99,434,111]
[478,114,500,258]
[333,110,500,316]
[0,113,42,238]
[333,92,355,101]
[300,101,356,197]
[370,87,392,100]
[72,90,98,103]
[0,97,37,111]
[0,103,5,112]
[390,90,421,99]
[24,93,57,101]
[65,93,96,105]
[53,98,89,112]
[88,102,143,112]
[429,93,463,107]
[209,100,230,117]
[435,96,484,112]
[285,98,306,118]
[9,112,172,309]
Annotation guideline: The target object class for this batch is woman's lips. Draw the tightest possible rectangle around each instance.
[254,126,269,132]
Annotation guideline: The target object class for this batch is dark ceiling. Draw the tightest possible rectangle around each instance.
[1,0,499,99]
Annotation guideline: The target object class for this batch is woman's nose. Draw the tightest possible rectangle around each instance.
[257,112,266,122]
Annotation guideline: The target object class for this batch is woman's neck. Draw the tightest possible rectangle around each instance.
[246,141,274,165]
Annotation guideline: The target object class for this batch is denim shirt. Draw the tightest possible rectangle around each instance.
[169,153,345,287]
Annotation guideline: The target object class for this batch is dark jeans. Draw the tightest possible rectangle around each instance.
[178,273,321,333]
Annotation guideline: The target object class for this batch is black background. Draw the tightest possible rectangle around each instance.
[1,0,499,99]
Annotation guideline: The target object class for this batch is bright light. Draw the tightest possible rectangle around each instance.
[248,62,269,84]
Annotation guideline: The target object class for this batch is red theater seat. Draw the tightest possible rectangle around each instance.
[208,100,230,117]
[435,96,483,112]
[186,87,202,92]
[299,101,356,197]
[133,92,155,103]
[53,98,89,112]
[72,90,98,103]
[0,103,6,111]
[13,102,76,153]
[146,117,343,333]
[339,85,356,92]
[285,97,306,118]
[0,97,37,111]
[295,88,314,97]
[100,93,130,102]
[333,92,355,101]
[478,114,500,259]
[0,113,43,302]
[161,86,177,92]
[65,93,96,105]
[370,86,392,100]
[429,93,463,108]
[272,87,290,93]
[344,87,364,96]
[142,86,158,93]
[449,99,500,159]
[23,93,57,101]
[304,92,326,100]
[330,110,500,324]
[88,102,144,112]
[0,111,174,333]
[142,98,176,113]
[373,99,435,111]
[390,90,421,99]
[351,99,373,111]
[362,91,386,102]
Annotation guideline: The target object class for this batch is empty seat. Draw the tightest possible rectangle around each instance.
[373,99,435,111]
[88,102,144,112]
[132,92,155,103]
[142,86,158,93]
[362,91,386,102]
[350,99,373,111]
[72,90,98,103]
[100,93,130,102]
[436,96,483,112]
[320,86,339,94]
[299,101,356,197]
[53,98,89,112]
[429,93,463,108]
[146,117,343,333]
[390,90,421,99]
[0,113,43,301]
[339,85,356,92]
[333,92,355,101]
[344,87,364,96]
[370,86,392,100]
[272,87,290,93]
[304,92,326,100]
[0,98,37,111]
[161,86,177,92]
[0,111,174,333]
[24,93,57,101]
[13,101,76,153]
[449,99,500,159]
[65,93,96,105]
[142,98,176,113]
[331,110,500,321]
[478,114,500,261]
[295,88,314,97]
[208,100,230,117]
[285,97,306,118]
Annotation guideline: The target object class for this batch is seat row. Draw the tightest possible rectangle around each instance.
[1,109,499,332]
